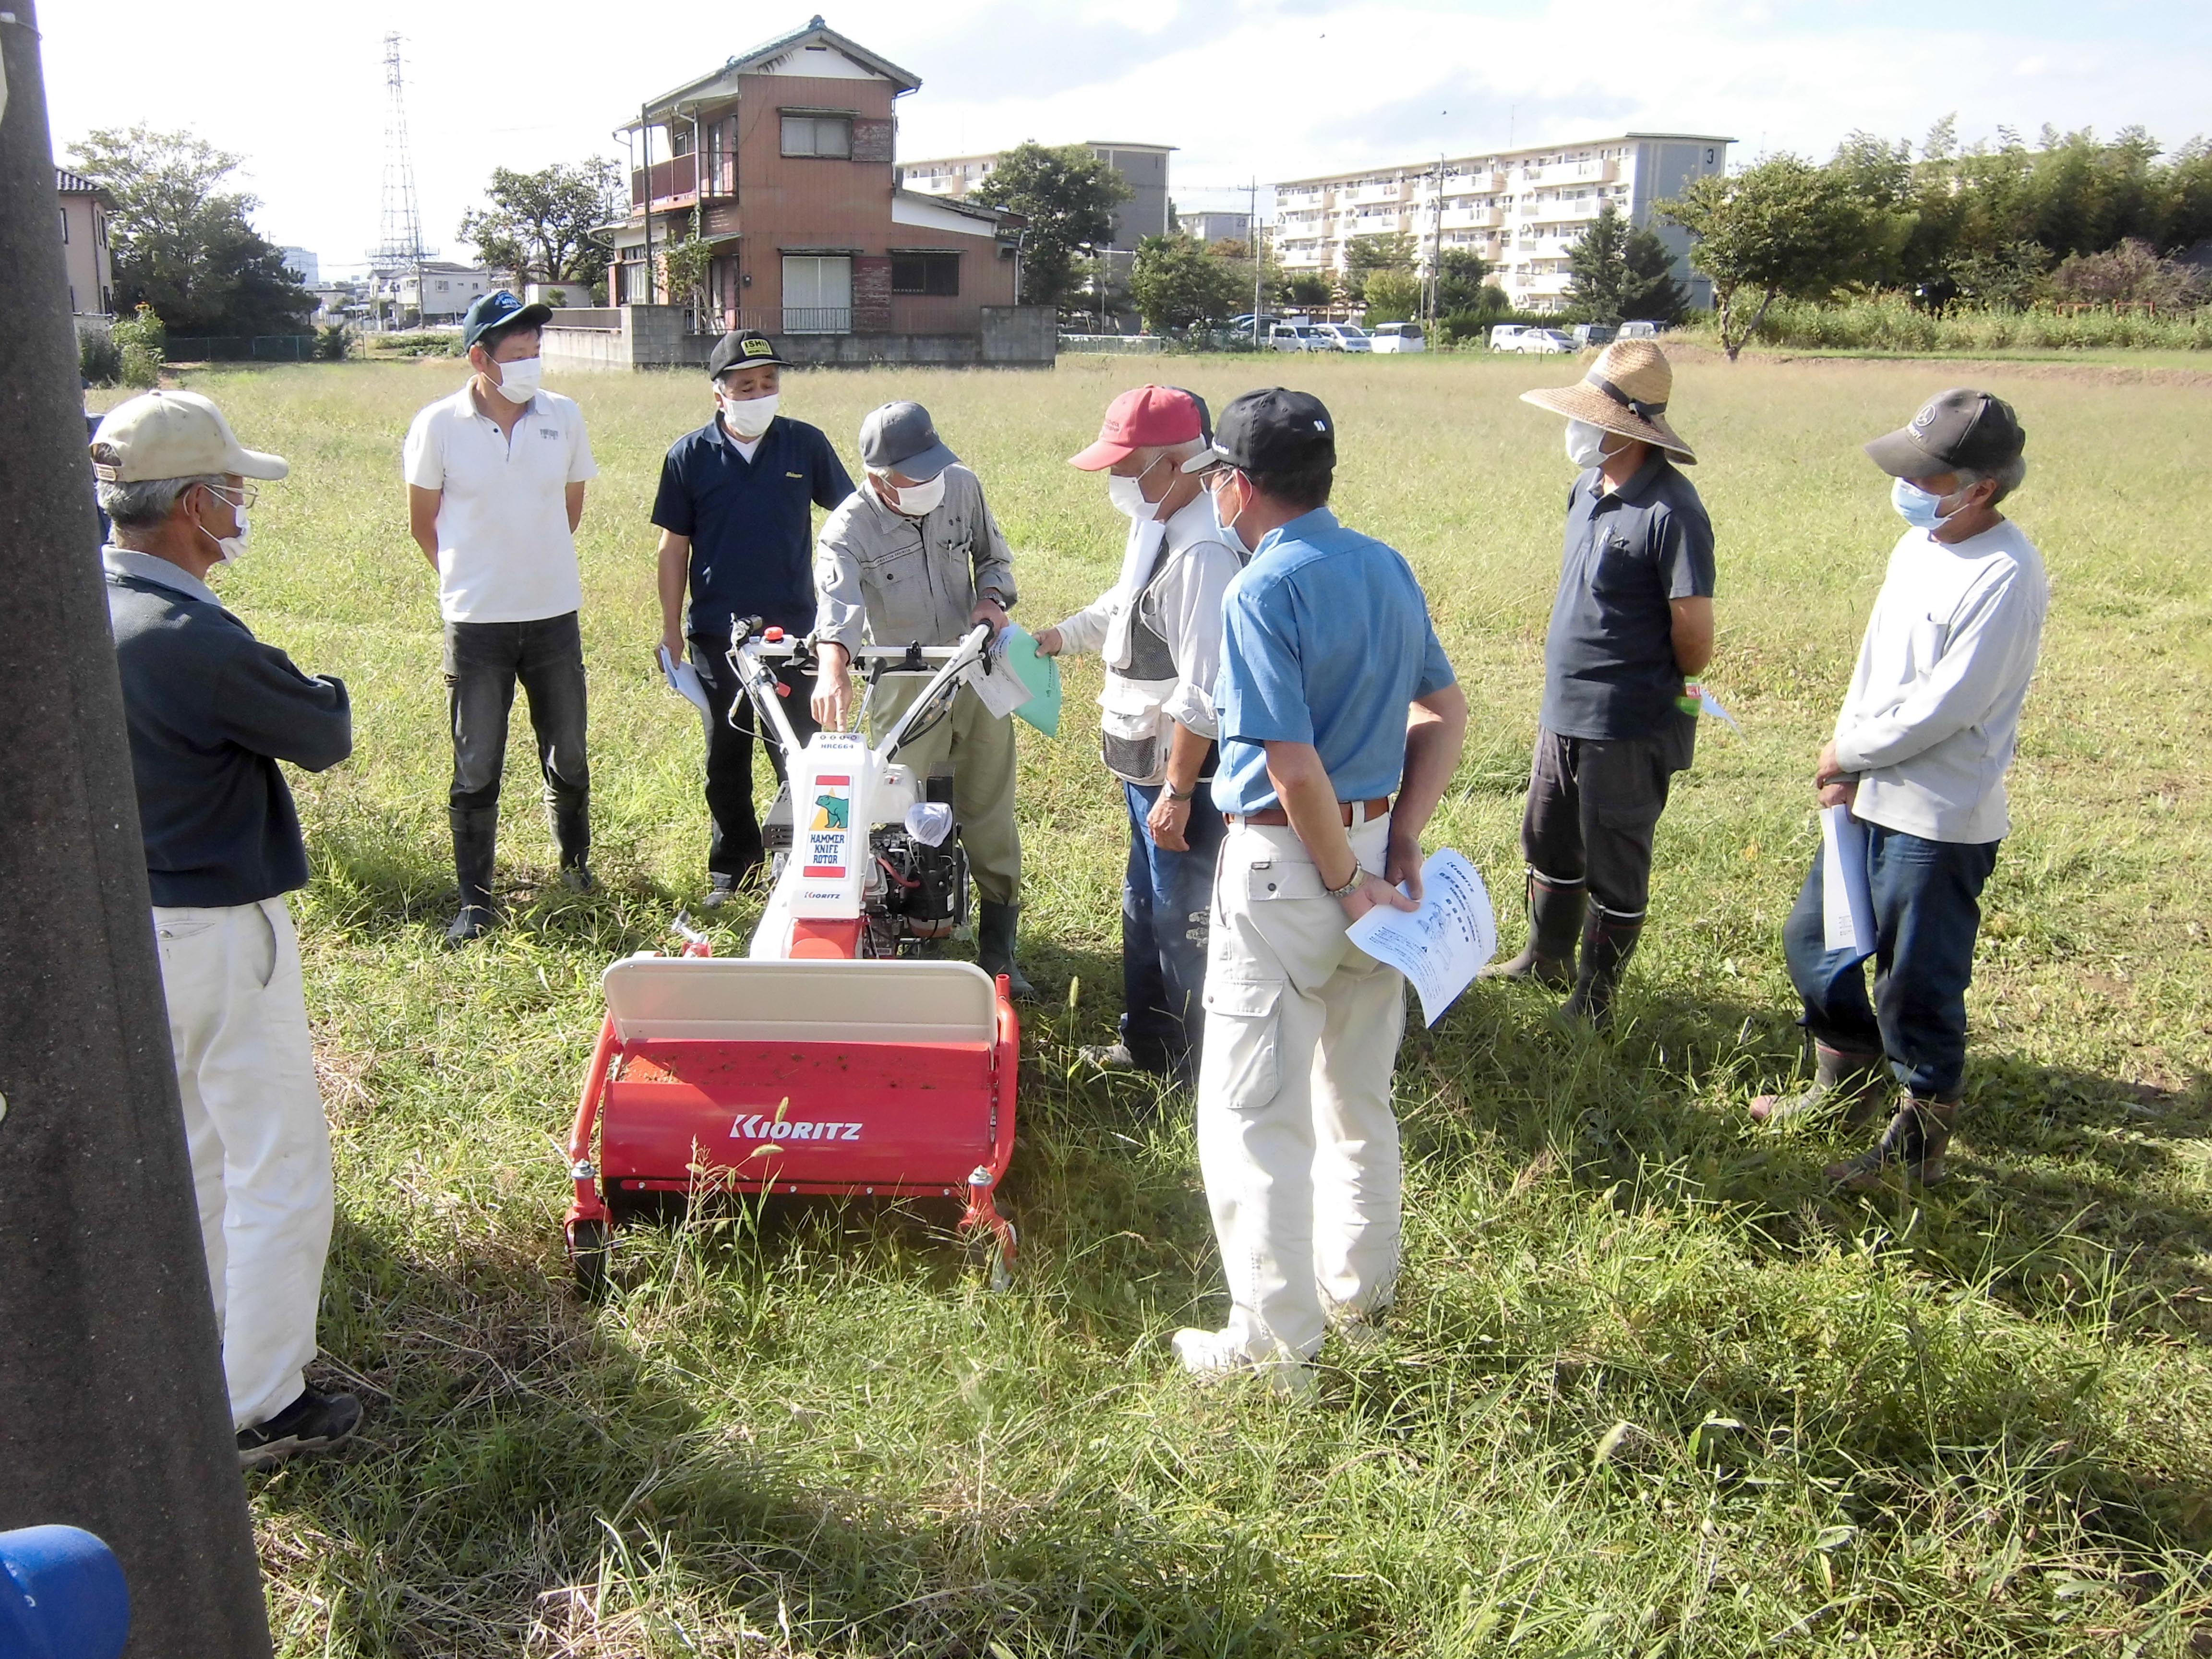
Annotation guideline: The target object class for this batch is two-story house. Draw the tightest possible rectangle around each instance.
[57,169,115,323]
[607,16,1022,343]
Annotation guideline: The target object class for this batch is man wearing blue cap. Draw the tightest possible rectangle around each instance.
[403,290,599,945]
[812,400,1031,995]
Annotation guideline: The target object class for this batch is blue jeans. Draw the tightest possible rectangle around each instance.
[1781,821,1999,1100]
[1120,780,1226,1075]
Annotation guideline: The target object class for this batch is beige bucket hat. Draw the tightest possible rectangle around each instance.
[89,389,289,484]
[1519,339,1695,465]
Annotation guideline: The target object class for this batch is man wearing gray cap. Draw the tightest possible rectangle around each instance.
[812,400,1031,996]
[1751,389,2046,1193]
[93,389,361,1468]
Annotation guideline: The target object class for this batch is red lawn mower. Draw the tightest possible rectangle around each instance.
[561,619,1020,1293]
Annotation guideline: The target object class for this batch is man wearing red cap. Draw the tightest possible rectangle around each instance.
[1037,387,1243,1082]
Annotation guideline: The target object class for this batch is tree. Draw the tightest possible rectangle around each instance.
[1343,231,1416,285]
[458,159,621,287]
[1128,234,1246,333]
[1281,271,1334,308]
[67,125,313,336]
[973,142,1130,311]
[1659,156,1878,360]
[2049,237,2204,308]
[1361,269,1422,323]
[1434,249,1492,314]
[1561,206,1687,325]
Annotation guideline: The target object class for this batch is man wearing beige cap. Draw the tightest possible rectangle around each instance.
[92,390,361,1469]
[1487,340,1716,1029]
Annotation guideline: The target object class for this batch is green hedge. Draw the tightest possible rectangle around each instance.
[1677,294,2212,353]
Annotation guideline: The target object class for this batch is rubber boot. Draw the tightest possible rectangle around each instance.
[1826,1094,1958,1191]
[977,900,1037,1002]
[1749,1040,1888,1127]
[551,799,593,893]
[1562,908,1643,1032]
[445,807,499,947]
[1480,869,1585,990]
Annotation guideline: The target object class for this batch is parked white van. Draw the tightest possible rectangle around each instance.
[1370,322,1426,354]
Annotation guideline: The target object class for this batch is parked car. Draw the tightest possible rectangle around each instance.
[1492,326,1575,354]
[1369,322,1426,354]
[1267,320,1322,352]
[1312,323,1373,352]
[1229,313,1283,338]
[1572,323,1618,349]
[1618,320,1661,340]
[1488,324,1529,350]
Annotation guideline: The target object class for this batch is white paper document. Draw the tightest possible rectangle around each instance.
[659,645,711,716]
[1345,849,1497,1027]
[962,632,1035,721]
[1820,805,1877,959]
[1696,687,1744,738]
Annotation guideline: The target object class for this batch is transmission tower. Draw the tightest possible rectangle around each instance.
[374,32,428,325]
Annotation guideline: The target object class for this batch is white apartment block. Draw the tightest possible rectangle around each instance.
[1274,132,1732,314]
[901,143,1173,284]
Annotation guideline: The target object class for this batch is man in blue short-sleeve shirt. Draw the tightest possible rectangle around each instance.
[1483,341,1716,1029]
[653,329,854,900]
[1171,388,1468,1395]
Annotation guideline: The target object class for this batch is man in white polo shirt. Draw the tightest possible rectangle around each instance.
[403,290,599,944]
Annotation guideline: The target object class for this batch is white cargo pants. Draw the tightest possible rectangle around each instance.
[152,898,334,1431]
[1195,817,1407,1363]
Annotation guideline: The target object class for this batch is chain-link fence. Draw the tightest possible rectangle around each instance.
[162,336,319,363]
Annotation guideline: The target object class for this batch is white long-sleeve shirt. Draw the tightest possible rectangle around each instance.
[1833,519,2048,844]
[1055,493,1243,739]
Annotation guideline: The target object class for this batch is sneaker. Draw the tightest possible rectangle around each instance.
[560,863,596,895]
[1170,1327,1317,1399]
[237,1385,362,1470]
[701,872,738,910]
[1079,1043,1157,1074]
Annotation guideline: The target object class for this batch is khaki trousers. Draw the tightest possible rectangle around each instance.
[153,897,334,1430]
[1195,818,1406,1363]
[868,676,1022,906]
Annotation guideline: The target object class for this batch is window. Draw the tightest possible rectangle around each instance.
[782,254,852,333]
[891,253,960,296]
[781,114,852,158]
[59,206,68,242]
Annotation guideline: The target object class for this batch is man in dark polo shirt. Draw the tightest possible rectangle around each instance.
[653,329,855,902]
[1485,341,1716,1029]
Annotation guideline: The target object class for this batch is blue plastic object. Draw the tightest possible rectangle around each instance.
[0,1527,130,1659]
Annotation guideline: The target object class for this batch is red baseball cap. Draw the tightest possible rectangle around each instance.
[1069,385,1205,470]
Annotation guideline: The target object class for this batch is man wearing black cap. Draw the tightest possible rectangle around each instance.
[403,289,598,944]
[1752,389,2046,1192]
[1170,388,1467,1395]
[652,329,855,902]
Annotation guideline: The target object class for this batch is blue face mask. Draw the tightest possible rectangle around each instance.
[1891,475,1968,532]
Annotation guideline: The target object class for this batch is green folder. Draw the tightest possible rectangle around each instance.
[999,625,1062,737]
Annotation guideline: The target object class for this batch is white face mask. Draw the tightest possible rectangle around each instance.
[1106,456,1166,522]
[721,391,779,440]
[198,490,250,563]
[878,470,946,518]
[1564,418,1615,471]
[490,355,543,405]
[1209,472,1250,556]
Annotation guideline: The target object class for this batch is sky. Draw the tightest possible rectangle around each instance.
[35,0,2212,279]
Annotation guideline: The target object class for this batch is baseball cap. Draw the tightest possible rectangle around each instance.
[1864,388,2025,478]
[707,328,789,378]
[1179,387,1335,477]
[1068,384,1206,470]
[89,390,288,483]
[859,401,959,481]
[461,290,553,352]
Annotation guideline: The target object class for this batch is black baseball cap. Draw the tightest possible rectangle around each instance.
[461,289,553,351]
[707,328,790,378]
[1180,387,1334,476]
[1864,388,2026,478]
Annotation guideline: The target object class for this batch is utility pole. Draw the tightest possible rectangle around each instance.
[639,105,654,306]
[1249,176,1261,331]
[0,6,275,1657]
[1428,154,1446,325]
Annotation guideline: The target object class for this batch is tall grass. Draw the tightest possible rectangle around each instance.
[1677,293,2212,354]
[128,354,2212,1656]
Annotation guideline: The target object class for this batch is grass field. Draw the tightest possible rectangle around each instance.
[130,351,2212,1656]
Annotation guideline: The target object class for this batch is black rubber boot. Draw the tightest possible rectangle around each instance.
[977,901,1037,1002]
[1562,908,1643,1032]
[551,800,592,892]
[1749,1040,1889,1127]
[1827,1094,1958,1191]
[1480,869,1585,990]
[445,807,499,947]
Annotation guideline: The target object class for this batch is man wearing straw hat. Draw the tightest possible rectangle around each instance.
[1486,340,1715,1029]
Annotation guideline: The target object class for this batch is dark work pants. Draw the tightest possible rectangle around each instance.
[1782,823,1998,1100]
[1518,723,1690,919]
[444,613,589,863]
[690,635,817,879]
[1120,779,1226,1075]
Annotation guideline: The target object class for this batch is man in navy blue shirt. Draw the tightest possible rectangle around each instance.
[1170,389,1467,1395]
[653,330,855,902]
[1487,341,1716,1029]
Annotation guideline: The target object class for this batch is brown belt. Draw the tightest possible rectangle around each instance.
[1225,795,1392,829]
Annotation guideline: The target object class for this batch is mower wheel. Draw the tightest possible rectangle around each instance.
[568,1218,610,1298]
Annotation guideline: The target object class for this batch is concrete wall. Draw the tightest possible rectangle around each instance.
[541,303,1056,373]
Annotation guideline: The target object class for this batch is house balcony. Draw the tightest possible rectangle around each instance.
[630,153,737,216]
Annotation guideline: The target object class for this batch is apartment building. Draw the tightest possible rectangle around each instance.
[901,141,1174,282]
[1274,132,1732,313]
[1181,210,1251,247]
[56,168,115,321]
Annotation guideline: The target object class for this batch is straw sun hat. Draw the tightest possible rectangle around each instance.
[1518,339,1695,465]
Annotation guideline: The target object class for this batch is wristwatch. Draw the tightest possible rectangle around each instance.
[1323,862,1365,901]
[1166,783,1196,803]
